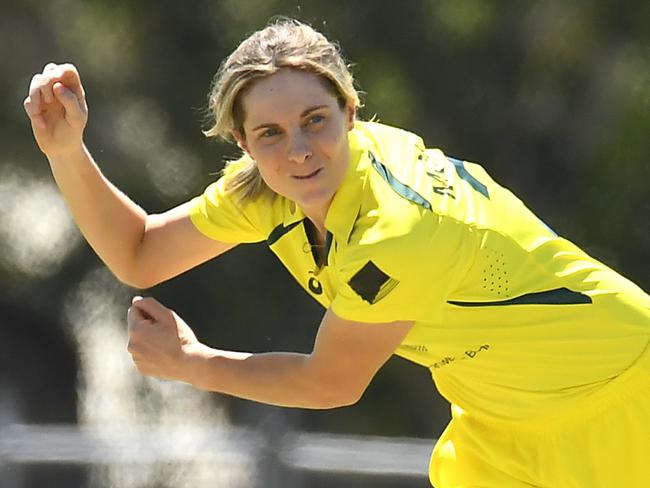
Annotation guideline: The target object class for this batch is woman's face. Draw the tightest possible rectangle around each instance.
[234,69,355,217]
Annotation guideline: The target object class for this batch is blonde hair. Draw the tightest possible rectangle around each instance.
[204,18,361,203]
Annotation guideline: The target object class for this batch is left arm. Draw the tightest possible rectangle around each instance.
[127,297,413,409]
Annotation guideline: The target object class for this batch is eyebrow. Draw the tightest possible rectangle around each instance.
[251,105,329,132]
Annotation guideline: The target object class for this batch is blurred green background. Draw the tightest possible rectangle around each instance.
[1,1,648,487]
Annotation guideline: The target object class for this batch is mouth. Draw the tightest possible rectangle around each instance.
[292,168,322,180]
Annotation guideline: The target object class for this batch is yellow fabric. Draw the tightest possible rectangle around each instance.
[189,172,267,244]
[430,343,650,487]
[189,121,650,486]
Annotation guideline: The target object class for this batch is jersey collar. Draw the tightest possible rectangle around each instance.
[279,123,372,243]
[324,123,372,244]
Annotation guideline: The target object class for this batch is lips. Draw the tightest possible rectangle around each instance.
[292,168,322,180]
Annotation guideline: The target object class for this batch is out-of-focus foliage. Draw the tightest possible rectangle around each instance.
[1,0,648,452]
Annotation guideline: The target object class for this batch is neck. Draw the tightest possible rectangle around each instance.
[301,202,330,242]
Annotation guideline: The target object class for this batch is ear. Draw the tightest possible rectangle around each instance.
[345,103,356,131]
[232,130,251,155]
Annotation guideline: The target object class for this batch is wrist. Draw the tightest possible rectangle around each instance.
[181,343,217,390]
[46,142,88,166]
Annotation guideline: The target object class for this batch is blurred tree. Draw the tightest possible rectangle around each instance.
[0,0,647,459]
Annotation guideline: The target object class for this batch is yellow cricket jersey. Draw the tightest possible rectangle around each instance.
[190,121,650,424]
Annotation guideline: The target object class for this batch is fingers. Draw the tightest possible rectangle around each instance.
[26,74,45,116]
[52,82,86,125]
[49,63,85,101]
[25,63,85,116]
[130,296,171,323]
[126,296,174,375]
[23,95,46,129]
[127,302,152,325]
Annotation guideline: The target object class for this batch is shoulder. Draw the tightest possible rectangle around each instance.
[190,161,288,244]
[336,163,439,292]
[353,121,438,215]
[353,121,426,152]
[333,122,472,302]
[345,123,442,265]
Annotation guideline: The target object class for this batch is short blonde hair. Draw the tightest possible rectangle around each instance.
[204,18,360,202]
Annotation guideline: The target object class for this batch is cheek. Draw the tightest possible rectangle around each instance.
[324,125,350,162]
[313,123,347,158]
[256,164,277,185]
[250,145,281,174]
[253,155,287,193]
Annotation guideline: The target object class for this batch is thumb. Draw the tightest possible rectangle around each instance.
[131,296,170,322]
[53,82,86,126]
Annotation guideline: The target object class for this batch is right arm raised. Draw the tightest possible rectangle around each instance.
[24,63,235,288]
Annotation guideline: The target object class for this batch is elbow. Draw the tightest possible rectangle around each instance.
[117,276,154,290]
[313,383,366,409]
[106,236,165,289]
[304,360,369,409]
[113,267,162,290]
[119,275,162,290]
[334,391,363,408]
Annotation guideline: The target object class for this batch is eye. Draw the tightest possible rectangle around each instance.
[260,127,280,138]
[307,114,325,125]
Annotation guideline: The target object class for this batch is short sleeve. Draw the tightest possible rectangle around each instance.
[330,238,445,324]
[189,176,267,244]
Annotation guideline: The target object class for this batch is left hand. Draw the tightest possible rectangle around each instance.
[126,296,202,381]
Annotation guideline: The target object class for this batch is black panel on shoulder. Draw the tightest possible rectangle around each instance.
[348,261,397,304]
[267,219,302,246]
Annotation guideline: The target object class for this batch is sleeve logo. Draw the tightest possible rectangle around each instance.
[348,261,399,304]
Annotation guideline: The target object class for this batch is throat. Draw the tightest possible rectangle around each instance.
[303,219,332,269]
[300,200,331,241]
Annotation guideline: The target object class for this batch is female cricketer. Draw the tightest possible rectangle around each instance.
[24,19,650,487]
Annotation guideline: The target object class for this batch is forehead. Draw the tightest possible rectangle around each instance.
[241,69,338,125]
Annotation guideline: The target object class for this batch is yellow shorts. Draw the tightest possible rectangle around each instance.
[429,341,650,487]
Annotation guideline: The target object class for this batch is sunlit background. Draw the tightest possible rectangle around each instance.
[1,1,648,487]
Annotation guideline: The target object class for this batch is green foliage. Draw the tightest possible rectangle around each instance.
[1,0,647,440]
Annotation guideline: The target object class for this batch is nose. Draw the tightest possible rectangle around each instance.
[287,131,312,165]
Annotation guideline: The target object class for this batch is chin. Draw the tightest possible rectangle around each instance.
[294,188,335,210]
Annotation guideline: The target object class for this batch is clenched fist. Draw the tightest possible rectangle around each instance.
[127,296,204,382]
[23,63,88,157]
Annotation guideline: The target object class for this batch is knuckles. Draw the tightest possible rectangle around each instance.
[40,62,78,76]
[60,62,78,74]
[23,97,33,113]
[29,63,83,95]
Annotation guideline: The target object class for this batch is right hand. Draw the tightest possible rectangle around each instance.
[23,63,89,157]
[127,296,203,382]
